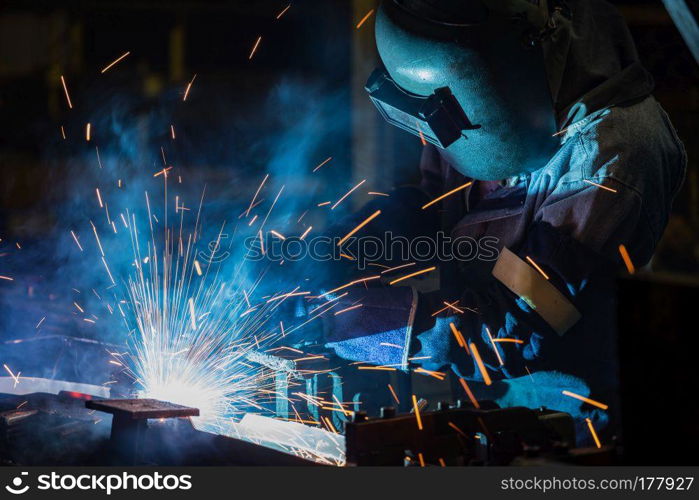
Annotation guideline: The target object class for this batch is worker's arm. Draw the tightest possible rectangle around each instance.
[323,102,686,382]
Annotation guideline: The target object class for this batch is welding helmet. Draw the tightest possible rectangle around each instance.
[367,0,560,180]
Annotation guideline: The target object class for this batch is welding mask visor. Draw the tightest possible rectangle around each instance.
[367,0,560,180]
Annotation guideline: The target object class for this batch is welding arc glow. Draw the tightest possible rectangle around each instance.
[110,193,286,433]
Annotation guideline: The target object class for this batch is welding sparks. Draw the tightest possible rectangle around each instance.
[70,230,83,251]
[300,226,313,240]
[170,125,176,139]
[415,367,446,380]
[485,327,504,366]
[585,418,602,448]
[317,275,380,298]
[356,8,375,29]
[469,343,492,385]
[0,276,14,281]
[411,394,423,430]
[183,74,197,101]
[492,338,524,344]
[388,384,400,404]
[337,210,381,246]
[562,390,609,410]
[86,123,92,142]
[415,121,428,146]
[458,378,480,408]
[269,230,286,240]
[389,266,436,286]
[331,179,365,209]
[101,51,131,73]
[334,304,363,315]
[249,36,263,60]
[60,75,73,109]
[583,179,618,193]
[422,182,473,210]
[449,322,469,354]
[380,262,415,275]
[246,174,268,217]
[618,244,635,274]
[525,256,550,280]
[3,364,20,385]
[276,4,291,19]
[313,157,333,172]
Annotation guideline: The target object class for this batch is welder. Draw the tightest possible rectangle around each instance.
[281,0,686,445]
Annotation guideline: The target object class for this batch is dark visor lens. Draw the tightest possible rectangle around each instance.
[365,68,480,148]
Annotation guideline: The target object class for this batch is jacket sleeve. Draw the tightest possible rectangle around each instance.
[324,101,686,385]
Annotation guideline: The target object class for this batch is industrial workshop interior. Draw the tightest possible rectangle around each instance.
[1,0,698,497]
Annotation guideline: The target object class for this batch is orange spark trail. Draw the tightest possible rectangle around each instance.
[3,364,19,384]
[337,210,381,246]
[380,262,416,274]
[586,418,602,448]
[618,244,635,274]
[388,384,400,404]
[318,275,380,298]
[70,230,83,251]
[368,191,389,196]
[443,301,464,314]
[448,421,467,437]
[183,74,197,101]
[469,343,492,385]
[331,179,366,209]
[525,256,550,280]
[249,36,263,60]
[86,123,91,142]
[485,327,504,366]
[415,121,428,146]
[356,9,375,29]
[276,4,291,19]
[492,338,524,344]
[415,368,446,380]
[300,226,313,240]
[60,126,66,139]
[583,179,617,193]
[449,322,469,354]
[412,394,423,430]
[101,51,130,73]
[458,378,480,408]
[389,266,436,285]
[170,125,176,139]
[246,174,268,217]
[422,182,473,210]
[60,75,73,109]
[334,304,363,316]
[313,156,333,172]
[0,276,14,281]
[562,390,609,410]
[269,230,286,240]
